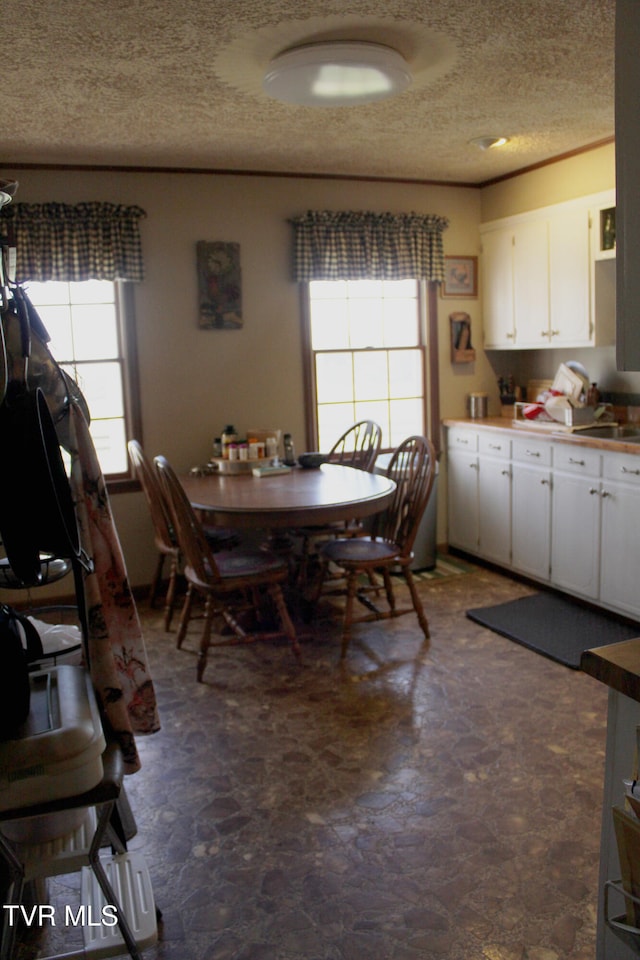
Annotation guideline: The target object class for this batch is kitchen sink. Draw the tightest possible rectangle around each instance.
[577,424,640,442]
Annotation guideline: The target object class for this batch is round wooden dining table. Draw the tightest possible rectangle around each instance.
[181,463,396,530]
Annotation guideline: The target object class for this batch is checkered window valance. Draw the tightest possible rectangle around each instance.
[0,202,147,282]
[290,210,449,282]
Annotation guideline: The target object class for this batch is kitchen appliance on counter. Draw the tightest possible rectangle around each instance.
[467,392,489,419]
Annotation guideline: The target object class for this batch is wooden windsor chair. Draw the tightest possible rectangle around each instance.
[154,456,300,682]
[310,435,437,658]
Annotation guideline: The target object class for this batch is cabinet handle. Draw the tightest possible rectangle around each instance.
[470,462,478,470]
[506,332,514,339]
[456,438,469,445]
[501,469,510,476]
[589,487,599,495]
[601,490,611,498]
[568,458,586,466]
[525,450,541,458]
[550,330,560,337]
[540,478,550,485]
[621,466,640,476]
[541,330,551,338]
[488,443,502,450]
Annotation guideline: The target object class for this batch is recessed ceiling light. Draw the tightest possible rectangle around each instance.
[263,41,413,107]
[469,136,510,150]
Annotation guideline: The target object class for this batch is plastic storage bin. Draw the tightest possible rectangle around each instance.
[0,665,105,841]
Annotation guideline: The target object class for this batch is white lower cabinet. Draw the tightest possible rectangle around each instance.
[477,433,511,565]
[599,453,640,619]
[446,425,640,621]
[447,428,479,554]
[550,445,602,600]
[511,437,552,581]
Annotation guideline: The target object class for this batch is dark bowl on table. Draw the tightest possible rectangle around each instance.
[298,452,328,469]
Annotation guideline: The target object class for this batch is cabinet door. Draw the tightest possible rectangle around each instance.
[600,459,640,619]
[447,450,479,553]
[551,471,601,600]
[549,206,592,347]
[511,462,551,581]
[513,219,550,347]
[481,227,515,348]
[478,456,511,564]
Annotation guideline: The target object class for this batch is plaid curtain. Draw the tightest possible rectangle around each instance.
[0,202,146,282]
[290,210,449,282]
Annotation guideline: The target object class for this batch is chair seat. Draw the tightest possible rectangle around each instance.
[322,537,400,565]
[215,549,287,579]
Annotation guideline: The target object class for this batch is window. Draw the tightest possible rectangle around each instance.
[26,279,140,482]
[306,279,427,451]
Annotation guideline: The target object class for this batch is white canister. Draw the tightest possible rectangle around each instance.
[265,436,278,459]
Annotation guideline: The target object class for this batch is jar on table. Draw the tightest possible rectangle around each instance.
[265,436,278,459]
[221,425,238,458]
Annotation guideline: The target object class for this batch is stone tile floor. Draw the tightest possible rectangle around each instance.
[14,560,608,959]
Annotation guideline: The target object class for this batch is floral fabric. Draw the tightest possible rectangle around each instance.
[67,402,160,774]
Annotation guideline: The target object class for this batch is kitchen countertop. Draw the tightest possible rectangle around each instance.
[442,416,640,455]
[581,640,640,703]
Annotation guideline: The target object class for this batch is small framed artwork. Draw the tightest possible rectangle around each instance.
[441,256,478,299]
[196,240,242,329]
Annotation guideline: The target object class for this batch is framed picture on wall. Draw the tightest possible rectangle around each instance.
[196,240,242,329]
[441,256,478,299]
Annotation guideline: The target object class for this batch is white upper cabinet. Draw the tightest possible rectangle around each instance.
[481,226,516,348]
[548,206,591,347]
[512,219,550,348]
[480,190,615,350]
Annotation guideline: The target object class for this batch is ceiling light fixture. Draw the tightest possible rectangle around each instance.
[263,41,412,107]
[469,136,510,150]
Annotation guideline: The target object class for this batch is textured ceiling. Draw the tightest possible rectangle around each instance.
[2,0,615,184]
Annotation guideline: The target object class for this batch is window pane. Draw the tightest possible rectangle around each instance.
[355,400,390,446]
[71,305,119,360]
[69,280,115,304]
[37,305,73,358]
[310,299,349,350]
[353,351,388,401]
[389,398,424,445]
[389,350,423,399]
[27,281,72,305]
[383,298,419,346]
[74,361,124,420]
[317,404,355,451]
[89,418,127,474]
[310,280,348,299]
[383,279,416,297]
[316,354,353,403]
[348,279,384,298]
[348,298,383,348]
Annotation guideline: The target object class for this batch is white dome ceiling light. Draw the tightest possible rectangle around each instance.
[469,135,510,150]
[263,41,413,107]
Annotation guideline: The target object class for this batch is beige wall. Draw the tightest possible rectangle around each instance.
[481,141,616,221]
[0,166,485,588]
[0,146,623,594]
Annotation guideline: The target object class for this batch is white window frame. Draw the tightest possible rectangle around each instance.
[26,279,142,490]
[301,279,440,454]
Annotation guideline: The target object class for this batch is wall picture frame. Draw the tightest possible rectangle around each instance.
[196,240,242,329]
[441,255,478,299]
